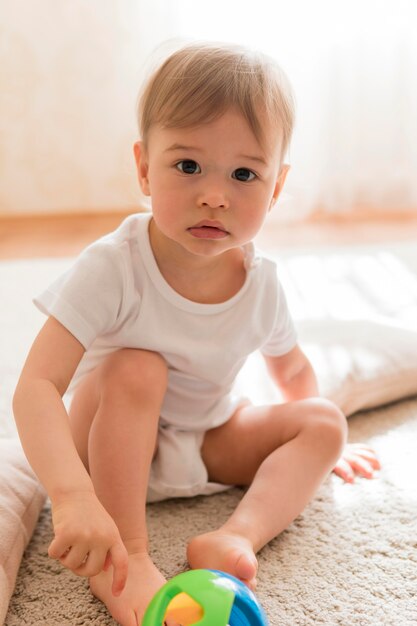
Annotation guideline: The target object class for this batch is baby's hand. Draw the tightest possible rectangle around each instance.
[48,490,128,596]
[332,443,381,483]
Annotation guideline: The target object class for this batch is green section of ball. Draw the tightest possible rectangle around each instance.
[142,569,235,625]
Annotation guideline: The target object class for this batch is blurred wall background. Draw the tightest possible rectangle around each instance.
[1,0,416,219]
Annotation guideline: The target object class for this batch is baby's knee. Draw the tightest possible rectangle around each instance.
[100,348,168,399]
[305,398,347,454]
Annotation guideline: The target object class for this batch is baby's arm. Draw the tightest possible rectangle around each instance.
[263,345,380,481]
[13,316,128,595]
[264,344,319,401]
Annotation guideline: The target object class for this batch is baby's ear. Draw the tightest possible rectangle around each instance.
[270,164,290,209]
[133,141,150,196]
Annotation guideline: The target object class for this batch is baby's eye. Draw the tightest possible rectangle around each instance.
[232,168,256,182]
[176,160,201,175]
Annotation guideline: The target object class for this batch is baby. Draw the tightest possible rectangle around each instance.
[13,42,380,626]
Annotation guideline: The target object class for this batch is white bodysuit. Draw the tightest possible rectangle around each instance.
[34,213,297,501]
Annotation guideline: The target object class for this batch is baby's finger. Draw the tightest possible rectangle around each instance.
[103,551,112,571]
[48,536,71,560]
[333,457,355,483]
[109,541,129,597]
[74,548,108,578]
[343,453,375,479]
[351,449,381,470]
[353,445,381,469]
[59,544,90,572]
[348,443,379,457]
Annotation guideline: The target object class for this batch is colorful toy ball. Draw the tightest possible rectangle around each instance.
[142,568,269,625]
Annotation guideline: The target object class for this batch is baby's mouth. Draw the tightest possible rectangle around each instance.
[187,222,229,239]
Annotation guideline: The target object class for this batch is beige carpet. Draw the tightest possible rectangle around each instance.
[2,247,417,625]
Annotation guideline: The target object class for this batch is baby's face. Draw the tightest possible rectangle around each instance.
[134,108,288,259]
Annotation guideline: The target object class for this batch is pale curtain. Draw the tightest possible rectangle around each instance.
[173,0,417,218]
[0,0,179,215]
[1,0,416,217]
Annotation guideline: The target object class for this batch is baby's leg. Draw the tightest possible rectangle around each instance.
[69,349,170,626]
[187,398,347,589]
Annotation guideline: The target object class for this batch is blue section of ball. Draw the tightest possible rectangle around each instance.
[209,570,269,625]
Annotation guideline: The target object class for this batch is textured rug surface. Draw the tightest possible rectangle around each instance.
[2,247,417,625]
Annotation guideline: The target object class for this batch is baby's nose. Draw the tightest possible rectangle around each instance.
[197,189,229,209]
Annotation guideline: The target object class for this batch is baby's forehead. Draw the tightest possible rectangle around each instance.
[149,110,284,159]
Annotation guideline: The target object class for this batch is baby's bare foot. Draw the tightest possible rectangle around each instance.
[187,530,258,590]
[90,551,175,626]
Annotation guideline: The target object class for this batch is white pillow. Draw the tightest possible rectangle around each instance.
[236,320,417,417]
[300,320,417,415]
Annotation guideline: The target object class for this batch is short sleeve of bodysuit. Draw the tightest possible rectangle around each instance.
[260,278,297,357]
[33,242,126,350]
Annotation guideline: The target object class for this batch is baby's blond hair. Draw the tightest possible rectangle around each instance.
[137,42,295,162]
